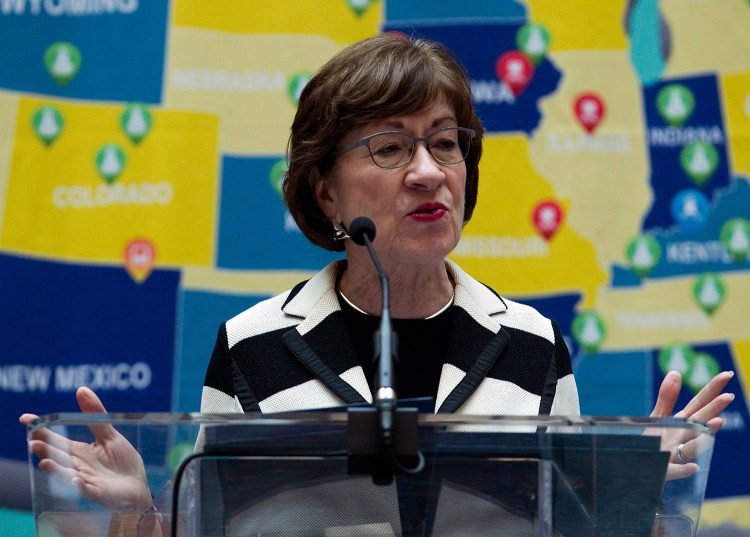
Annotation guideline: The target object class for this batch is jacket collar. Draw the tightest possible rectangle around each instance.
[282,260,346,329]
[281,259,508,320]
[280,259,510,412]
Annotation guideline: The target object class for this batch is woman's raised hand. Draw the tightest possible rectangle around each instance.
[19,386,152,512]
[649,370,735,480]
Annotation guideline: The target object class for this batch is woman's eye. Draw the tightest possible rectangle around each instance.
[372,135,409,153]
[375,143,403,154]
[432,139,457,151]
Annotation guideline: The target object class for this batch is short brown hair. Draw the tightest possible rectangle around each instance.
[283,33,484,251]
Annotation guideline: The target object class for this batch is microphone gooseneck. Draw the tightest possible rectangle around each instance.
[348,217,397,448]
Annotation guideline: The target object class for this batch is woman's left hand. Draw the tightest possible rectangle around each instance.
[649,370,735,480]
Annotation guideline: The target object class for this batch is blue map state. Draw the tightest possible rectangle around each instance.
[386,0,526,23]
[381,22,561,135]
[0,252,179,461]
[217,156,341,271]
[655,342,749,499]
[575,350,653,416]
[611,177,750,286]
[0,3,168,103]
[174,290,269,412]
[641,75,731,231]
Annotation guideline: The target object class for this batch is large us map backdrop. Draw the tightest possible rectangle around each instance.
[1,0,749,534]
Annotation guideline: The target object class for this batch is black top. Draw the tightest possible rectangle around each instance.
[337,292,452,400]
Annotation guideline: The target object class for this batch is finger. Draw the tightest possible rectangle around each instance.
[39,458,79,487]
[26,425,76,453]
[689,434,714,461]
[29,440,76,469]
[650,371,682,417]
[674,371,734,419]
[706,416,724,432]
[665,462,700,481]
[689,392,735,425]
[19,413,40,426]
[76,387,117,442]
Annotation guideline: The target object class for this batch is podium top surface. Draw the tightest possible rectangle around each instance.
[28,411,714,436]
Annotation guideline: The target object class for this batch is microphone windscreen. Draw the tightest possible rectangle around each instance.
[349,216,376,245]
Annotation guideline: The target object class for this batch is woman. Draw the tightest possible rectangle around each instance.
[21,33,734,516]
[202,34,578,420]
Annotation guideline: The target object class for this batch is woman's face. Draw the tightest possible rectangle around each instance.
[315,100,467,269]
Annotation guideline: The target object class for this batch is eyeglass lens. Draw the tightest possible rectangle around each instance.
[368,128,471,168]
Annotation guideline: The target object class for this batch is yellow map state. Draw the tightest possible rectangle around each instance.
[701,494,750,529]
[451,135,607,307]
[0,97,219,268]
[172,0,380,44]
[0,91,17,242]
[525,1,628,51]
[662,0,750,77]
[595,272,750,350]
[529,50,650,277]
[721,71,750,178]
[182,266,317,296]
[165,29,343,155]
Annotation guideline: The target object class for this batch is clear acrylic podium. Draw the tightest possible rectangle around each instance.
[28,411,715,536]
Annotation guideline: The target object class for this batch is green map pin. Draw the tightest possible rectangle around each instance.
[658,342,695,376]
[269,159,288,198]
[287,71,312,106]
[31,105,64,146]
[95,143,127,184]
[692,272,726,315]
[625,234,661,277]
[572,311,606,354]
[680,141,719,185]
[720,218,750,261]
[656,84,695,126]
[685,352,720,393]
[44,42,81,86]
[516,23,551,64]
[347,0,373,17]
[120,103,153,145]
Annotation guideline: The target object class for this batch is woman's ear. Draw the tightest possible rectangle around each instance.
[312,169,338,221]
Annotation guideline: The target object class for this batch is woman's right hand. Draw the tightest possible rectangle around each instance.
[19,386,152,512]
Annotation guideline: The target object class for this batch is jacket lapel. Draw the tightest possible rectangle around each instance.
[435,260,510,413]
[281,260,371,405]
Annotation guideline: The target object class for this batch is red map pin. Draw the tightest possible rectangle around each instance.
[573,92,606,133]
[124,238,156,283]
[495,51,534,96]
[532,200,564,240]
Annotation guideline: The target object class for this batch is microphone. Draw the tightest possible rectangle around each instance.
[348,216,397,447]
[348,217,376,246]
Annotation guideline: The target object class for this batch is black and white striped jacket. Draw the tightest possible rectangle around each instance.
[201,260,579,418]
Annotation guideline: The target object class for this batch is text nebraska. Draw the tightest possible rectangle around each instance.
[171,69,286,93]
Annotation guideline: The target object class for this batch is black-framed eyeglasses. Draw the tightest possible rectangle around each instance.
[332,126,476,169]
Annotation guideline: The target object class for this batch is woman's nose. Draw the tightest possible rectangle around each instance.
[403,143,446,189]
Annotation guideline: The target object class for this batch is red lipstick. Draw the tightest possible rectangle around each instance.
[408,202,448,222]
